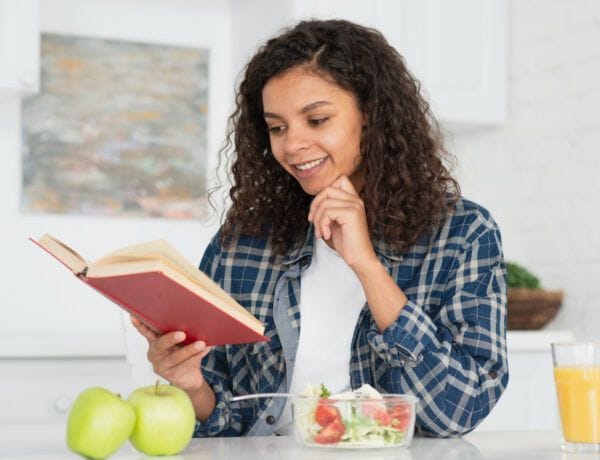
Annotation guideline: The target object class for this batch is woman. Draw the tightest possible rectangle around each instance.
[131,19,508,437]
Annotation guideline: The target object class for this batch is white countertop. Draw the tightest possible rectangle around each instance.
[0,329,576,358]
[506,329,574,352]
[0,425,595,460]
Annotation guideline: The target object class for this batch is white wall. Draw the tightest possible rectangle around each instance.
[452,0,600,340]
[0,0,233,356]
[3,0,598,357]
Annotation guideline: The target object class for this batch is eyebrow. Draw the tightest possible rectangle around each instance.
[264,100,333,119]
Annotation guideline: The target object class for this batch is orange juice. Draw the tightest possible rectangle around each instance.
[553,366,600,443]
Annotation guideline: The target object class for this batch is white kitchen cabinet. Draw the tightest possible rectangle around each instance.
[395,0,507,128]
[232,0,507,129]
[0,0,39,95]
[475,330,574,432]
[0,313,159,427]
[0,357,130,426]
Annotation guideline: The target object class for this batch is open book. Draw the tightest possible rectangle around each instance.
[31,234,268,346]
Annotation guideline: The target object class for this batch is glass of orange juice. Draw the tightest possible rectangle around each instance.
[551,342,600,453]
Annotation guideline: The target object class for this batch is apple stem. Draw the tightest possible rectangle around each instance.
[116,393,121,399]
[155,379,160,396]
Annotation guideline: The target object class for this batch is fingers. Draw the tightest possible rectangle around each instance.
[147,333,213,390]
[130,314,212,391]
[157,341,212,372]
[130,314,209,361]
[314,206,358,240]
[309,177,365,240]
[331,175,358,194]
[308,178,358,222]
[161,353,208,390]
[310,199,355,239]
[154,341,212,391]
[152,330,188,355]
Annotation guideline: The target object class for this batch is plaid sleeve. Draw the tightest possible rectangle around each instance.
[193,232,244,437]
[367,224,508,436]
[193,347,246,436]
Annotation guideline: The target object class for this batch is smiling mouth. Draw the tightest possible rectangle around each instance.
[293,157,327,171]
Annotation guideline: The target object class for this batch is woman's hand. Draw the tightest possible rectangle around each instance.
[308,175,379,273]
[309,176,409,331]
[130,315,212,392]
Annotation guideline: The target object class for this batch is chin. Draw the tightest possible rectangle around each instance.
[298,182,325,196]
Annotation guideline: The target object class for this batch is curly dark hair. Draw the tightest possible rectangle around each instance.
[214,19,460,255]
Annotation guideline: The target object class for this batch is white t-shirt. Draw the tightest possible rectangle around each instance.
[274,237,366,434]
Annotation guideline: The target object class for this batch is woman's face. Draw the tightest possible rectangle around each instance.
[262,66,365,196]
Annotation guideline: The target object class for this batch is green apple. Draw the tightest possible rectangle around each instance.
[67,387,135,459]
[127,382,196,456]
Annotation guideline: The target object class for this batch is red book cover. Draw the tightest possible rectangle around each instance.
[31,235,268,347]
[85,272,268,346]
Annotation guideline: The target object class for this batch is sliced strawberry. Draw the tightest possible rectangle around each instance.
[314,418,346,445]
[314,400,341,427]
[389,404,411,431]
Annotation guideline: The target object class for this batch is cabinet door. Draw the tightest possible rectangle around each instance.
[0,0,39,95]
[474,330,573,432]
[476,349,561,431]
[0,358,130,425]
[289,0,507,128]
[396,0,507,127]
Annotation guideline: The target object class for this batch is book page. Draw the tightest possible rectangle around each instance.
[93,240,234,305]
[35,234,89,274]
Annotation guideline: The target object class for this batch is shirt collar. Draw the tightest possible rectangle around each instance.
[282,223,315,266]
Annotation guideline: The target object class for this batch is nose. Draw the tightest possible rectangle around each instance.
[282,123,311,154]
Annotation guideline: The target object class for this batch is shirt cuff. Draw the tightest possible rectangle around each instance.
[367,299,440,367]
[193,381,230,437]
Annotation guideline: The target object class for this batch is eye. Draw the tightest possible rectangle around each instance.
[308,117,328,127]
[268,125,286,135]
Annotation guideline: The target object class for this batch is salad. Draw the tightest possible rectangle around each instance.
[292,383,417,448]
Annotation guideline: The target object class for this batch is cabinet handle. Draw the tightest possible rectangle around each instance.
[54,395,72,413]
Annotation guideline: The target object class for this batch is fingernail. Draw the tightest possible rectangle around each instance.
[193,341,205,350]
[175,332,185,341]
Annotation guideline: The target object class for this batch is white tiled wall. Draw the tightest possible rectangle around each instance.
[452,0,600,340]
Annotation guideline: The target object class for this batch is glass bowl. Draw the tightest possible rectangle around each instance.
[290,394,418,449]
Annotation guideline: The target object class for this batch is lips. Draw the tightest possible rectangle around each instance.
[293,157,327,171]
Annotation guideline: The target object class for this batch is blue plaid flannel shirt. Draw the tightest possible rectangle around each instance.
[193,197,508,437]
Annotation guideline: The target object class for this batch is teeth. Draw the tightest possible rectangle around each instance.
[295,157,326,171]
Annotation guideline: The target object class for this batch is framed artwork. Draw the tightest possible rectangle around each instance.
[21,33,209,219]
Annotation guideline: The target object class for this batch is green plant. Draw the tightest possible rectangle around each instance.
[506,262,541,289]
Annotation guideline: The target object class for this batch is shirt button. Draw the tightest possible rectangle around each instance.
[489,370,498,379]
[266,415,275,425]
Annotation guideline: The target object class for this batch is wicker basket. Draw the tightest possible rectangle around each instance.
[507,288,564,330]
